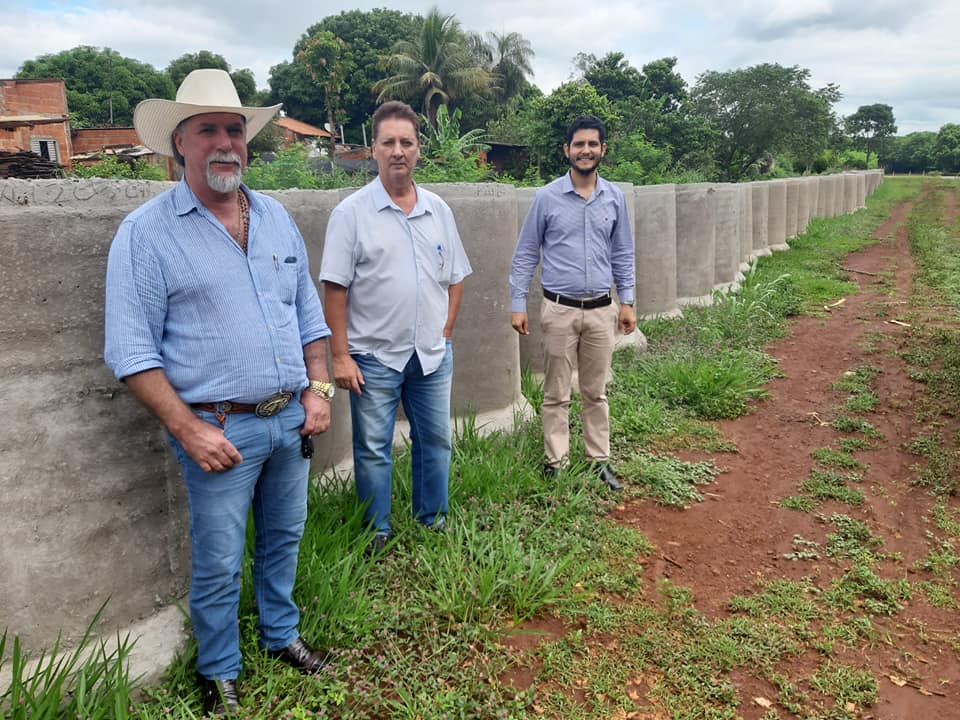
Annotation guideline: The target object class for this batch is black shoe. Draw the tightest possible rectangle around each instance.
[196,672,239,717]
[543,464,560,478]
[267,637,331,674]
[596,464,624,491]
[364,532,390,558]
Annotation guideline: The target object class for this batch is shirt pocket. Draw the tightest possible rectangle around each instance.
[278,256,298,305]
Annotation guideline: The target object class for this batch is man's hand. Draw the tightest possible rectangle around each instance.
[124,368,242,473]
[177,418,243,473]
[618,304,637,335]
[333,354,365,395]
[511,312,529,335]
[300,390,331,436]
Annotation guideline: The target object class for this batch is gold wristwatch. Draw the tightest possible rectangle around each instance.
[307,380,335,400]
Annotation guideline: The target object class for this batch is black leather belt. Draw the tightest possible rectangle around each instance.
[543,289,612,309]
[192,391,294,418]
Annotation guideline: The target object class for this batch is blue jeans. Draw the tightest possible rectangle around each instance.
[168,399,308,680]
[351,343,453,534]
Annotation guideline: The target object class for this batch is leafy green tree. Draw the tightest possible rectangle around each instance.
[934,123,960,173]
[165,52,260,104]
[455,30,536,131]
[523,81,620,178]
[641,57,687,112]
[577,52,646,103]
[689,63,840,180]
[296,32,350,157]
[602,133,674,185]
[17,46,174,127]
[166,51,227,87]
[267,60,323,126]
[572,53,710,176]
[373,6,492,128]
[484,31,535,104]
[844,104,897,168]
[885,132,937,173]
[272,9,419,143]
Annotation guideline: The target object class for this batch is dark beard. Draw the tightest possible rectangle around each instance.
[570,159,599,177]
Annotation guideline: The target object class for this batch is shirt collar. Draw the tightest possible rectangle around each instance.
[172,178,260,216]
[560,170,607,198]
[371,175,430,217]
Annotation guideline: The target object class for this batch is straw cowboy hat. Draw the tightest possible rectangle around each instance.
[133,68,282,157]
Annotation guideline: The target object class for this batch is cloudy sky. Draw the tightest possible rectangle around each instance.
[3,0,957,134]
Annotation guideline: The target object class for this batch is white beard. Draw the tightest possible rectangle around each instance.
[206,152,243,193]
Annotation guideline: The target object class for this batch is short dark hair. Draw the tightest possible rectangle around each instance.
[565,115,606,145]
[372,101,420,140]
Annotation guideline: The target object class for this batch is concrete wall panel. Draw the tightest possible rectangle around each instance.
[635,183,678,316]
[675,183,716,304]
[843,173,858,214]
[796,178,811,236]
[785,178,800,239]
[824,175,839,217]
[514,188,542,372]
[751,182,770,256]
[426,182,524,419]
[713,183,740,288]
[738,183,753,269]
[804,177,820,228]
[1,184,187,650]
[766,179,788,251]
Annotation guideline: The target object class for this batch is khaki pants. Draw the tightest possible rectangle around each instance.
[540,298,618,467]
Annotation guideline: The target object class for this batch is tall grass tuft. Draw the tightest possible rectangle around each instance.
[1,603,135,720]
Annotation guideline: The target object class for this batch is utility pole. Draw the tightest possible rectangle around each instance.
[108,51,114,126]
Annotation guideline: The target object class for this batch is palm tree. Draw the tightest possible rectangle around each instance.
[485,31,534,103]
[373,7,491,128]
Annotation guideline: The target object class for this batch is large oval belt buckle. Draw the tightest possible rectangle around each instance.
[255,391,293,418]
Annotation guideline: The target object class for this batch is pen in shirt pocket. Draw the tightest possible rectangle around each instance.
[273,253,279,272]
[437,244,445,271]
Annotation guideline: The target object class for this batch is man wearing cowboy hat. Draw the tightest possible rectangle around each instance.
[104,69,334,715]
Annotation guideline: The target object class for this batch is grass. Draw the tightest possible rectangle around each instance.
[9,176,960,719]
[811,447,866,470]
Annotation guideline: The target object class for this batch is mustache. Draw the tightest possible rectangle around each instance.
[207,152,242,167]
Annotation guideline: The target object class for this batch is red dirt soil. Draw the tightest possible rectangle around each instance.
[506,191,960,719]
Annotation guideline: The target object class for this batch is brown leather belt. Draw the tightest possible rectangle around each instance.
[543,289,612,309]
[191,391,294,418]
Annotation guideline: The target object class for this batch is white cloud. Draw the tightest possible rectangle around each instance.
[2,0,957,134]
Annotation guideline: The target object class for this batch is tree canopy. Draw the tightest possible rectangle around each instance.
[523,81,619,177]
[373,6,492,127]
[689,63,840,180]
[845,104,897,168]
[17,46,174,127]
[270,8,419,142]
[296,32,350,156]
[484,31,535,104]
[165,51,261,105]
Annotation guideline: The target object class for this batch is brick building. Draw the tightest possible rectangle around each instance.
[71,127,141,155]
[0,78,73,170]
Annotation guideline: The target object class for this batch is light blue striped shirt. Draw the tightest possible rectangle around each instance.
[509,172,635,312]
[320,177,472,374]
[104,180,330,404]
